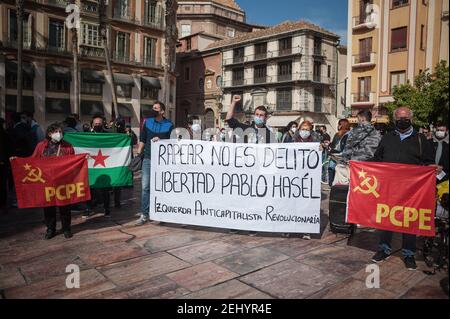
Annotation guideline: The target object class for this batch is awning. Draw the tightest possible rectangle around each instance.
[46,65,71,80]
[45,98,71,114]
[266,115,301,128]
[118,103,134,117]
[141,104,156,118]
[114,73,135,86]
[81,101,104,115]
[5,60,35,77]
[141,76,161,89]
[5,95,35,113]
[81,69,105,82]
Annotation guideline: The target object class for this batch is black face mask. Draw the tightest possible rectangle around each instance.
[395,118,412,131]
[148,109,159,118]
[93,125,103,133]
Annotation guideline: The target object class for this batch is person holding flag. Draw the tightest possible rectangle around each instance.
[31,123,75,239]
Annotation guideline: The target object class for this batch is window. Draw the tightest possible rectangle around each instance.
[116,0,129,17]
[358,37,373,62]
[227,28,235,38]
[9,10,31,47]
[313,61,321,81]
[116,84,133,98]
[142,87,159,99]
[390,71,406,93]
[181,24,191,37]
[254,65,267,83]
[81,82,102,95]
[327,65,331,78]
[144,37,157,65]
[47,78,70,92]
[233,47,245,63]
[48,19,65,51]
[279,37,292,55]
[278,61,292,81]
[392,0,409,9]
[186,38,191,51]
[420,24,425,50]
[314,88,323,113]
[81,23,102,47]
[216,75,223,87]
[184,66,191,81]
[277,88,292,111]
[391,27,407,51]
[359,0,374,24]
[115,31,130,60]
[255,42,267,59]
[199,78,204,90]
[232,68,244,85]
[144,0,159,24]
[6,73,33,90]
[357,76,371,101]
[313,37,322,56]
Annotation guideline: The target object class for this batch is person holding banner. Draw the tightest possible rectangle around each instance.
[370,106,435,270]
[31,123,75,239]
[135,101,174,226]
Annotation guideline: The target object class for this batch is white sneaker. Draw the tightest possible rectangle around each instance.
[135,215,149,226]
[302,234,311,240]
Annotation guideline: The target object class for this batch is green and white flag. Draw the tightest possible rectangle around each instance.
[64,133,133,189]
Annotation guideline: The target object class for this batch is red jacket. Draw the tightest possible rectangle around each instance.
[32,139,75,158]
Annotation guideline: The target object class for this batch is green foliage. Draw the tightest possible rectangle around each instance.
[385,60,449,127]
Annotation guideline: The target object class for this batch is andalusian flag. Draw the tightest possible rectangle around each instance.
[64,133,133,189]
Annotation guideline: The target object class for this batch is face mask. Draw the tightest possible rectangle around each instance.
[299,130,311,140]
[220,133,225,140]
[191,124,201,132]
[436,131,447,139]
[51,132,62,142]
[291,127,297,134]
[254,116,265,127]
[93,125,103,132]
[395,119,412,131]
[148,109,159,118]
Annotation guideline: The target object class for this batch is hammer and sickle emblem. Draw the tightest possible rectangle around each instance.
[353,169,380,198]
[22,163,46,184]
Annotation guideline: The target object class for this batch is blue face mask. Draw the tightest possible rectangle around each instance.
[254,116,265,127]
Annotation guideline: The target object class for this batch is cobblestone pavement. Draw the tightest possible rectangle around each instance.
[0,180,447,299]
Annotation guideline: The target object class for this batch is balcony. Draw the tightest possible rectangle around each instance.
[223,47,303,66]
[46,45,71,55]
[352,52,376,68]
[47,0,69,7]
[79,45,105,58]
[352,14,377,31]
[112,53,131,64]
[81,0,99,14]
[351,92,375,106]
[233,56,245,64]
[143,17,164,30]
[278,74,293,82]
[313,48,326,57]
[113,10,140,24]
[221,72,335,88]
[232,79,244,86]
[253,76,267,84]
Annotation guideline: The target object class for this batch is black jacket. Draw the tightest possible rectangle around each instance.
[372,130,435,166]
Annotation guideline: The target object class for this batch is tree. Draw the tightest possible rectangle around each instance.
[385,60,449,127]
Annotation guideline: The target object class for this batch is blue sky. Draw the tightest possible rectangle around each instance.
[237,0,348,44]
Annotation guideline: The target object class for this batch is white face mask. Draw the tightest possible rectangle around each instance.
[51,132,63,142]
[191,124,201,132]
[299,130,311,139]
[436,131,447,139]
[291,127,297,133]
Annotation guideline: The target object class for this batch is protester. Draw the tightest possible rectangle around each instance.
[370,107,435,270]
[71,113,83,132]
[63,116,79,133]
[111,117,127,208]
[328,119,351,186]
[125,124,138,146]
[83,114,112,218]
[82,123,91,132]
[135,101,174,226]
[0,118,12,214]
[281,121,298,143]
[30,122,75,239]
[23,111,45,149]
[225,95,276,144]
[9,112,34,158]
[432,122,449,183]
[319,125,331,142]
[421,125,433,141]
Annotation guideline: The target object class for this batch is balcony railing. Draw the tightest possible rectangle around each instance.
[222,72,335,88]
[313,48,326,57]
[81,0,99,14]
[352,52,376,67]
[79,45,105,58]
[112,53,131,63]
[351,92,375,105]
[352,14,377,30]
[47,45,70,54]
[113,10,140,24]
[223,46,303,66]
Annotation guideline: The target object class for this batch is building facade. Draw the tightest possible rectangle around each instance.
[346,0,449,122]
[214,21,341,132]
[0,0,177,133]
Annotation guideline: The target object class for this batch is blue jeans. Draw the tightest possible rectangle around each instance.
[379,230,416,257]
[141,158,151,217]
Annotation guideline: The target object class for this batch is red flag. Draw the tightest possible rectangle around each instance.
[347,161,436,237]
[11,154,91,208]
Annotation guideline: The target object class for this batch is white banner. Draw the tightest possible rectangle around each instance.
[150,140,322,233]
